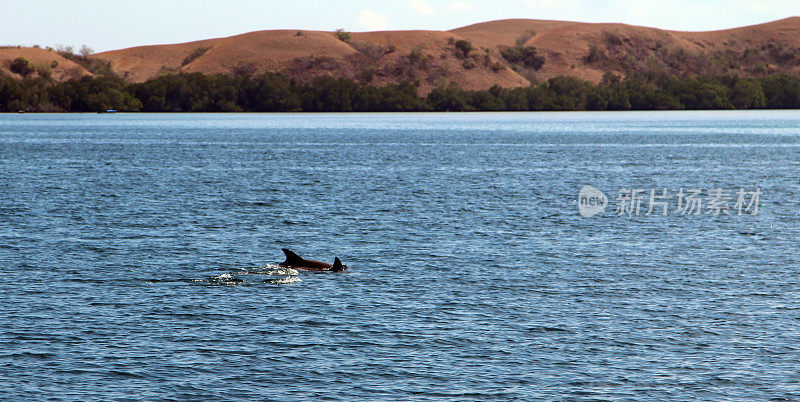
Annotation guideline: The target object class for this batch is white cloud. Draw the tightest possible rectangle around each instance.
[409,0,435,15]
[447,1,476,12]
[357,10,390,30]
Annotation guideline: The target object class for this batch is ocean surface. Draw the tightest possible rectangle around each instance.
[1,111,799,400]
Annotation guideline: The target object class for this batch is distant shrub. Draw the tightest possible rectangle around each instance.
[232,63,258,76]
[73,58,113,77]
[9,57,34,76]
[356,67,376,83]
[454,40,473,59]
[501,46,545,70]
[764,44,800,64]
[334,29,351,42]
[36,63,52,79]
[158,66,179,76]
[620,52,636,69]
[55,44,115,77]
[319,58,339,70]
[182,47,211,66]
[79,44,94,57]
[585,45,601,64]
[65,66,84,79]
[466,49,481,59]
[601,71,621,85]
[604,32,623,47]
[56,44,75,57]
[351,41,393,60]
[295,31,304,37]
[409,46,424,64]
[462,59,475,69]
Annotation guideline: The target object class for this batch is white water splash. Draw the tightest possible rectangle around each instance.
[208,273,243,285]
[266,268,299,276]
[239,264,299,276]
[270,276,302,285]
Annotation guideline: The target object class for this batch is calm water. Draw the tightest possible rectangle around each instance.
[1,111,799,400]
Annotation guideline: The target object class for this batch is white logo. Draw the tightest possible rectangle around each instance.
[576,186,761,217]
[578,185,608,217]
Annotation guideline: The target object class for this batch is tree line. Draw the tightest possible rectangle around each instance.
[1,70,800,112]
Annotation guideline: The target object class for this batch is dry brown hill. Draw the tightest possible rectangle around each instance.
[5,18,800,92]
[453,17,800,83]
[0,47,91,80]
[97,29,530,93]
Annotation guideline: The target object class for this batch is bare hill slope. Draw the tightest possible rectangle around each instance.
[5,18,800,91]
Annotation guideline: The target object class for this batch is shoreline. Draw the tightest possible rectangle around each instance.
[3,109,800,114]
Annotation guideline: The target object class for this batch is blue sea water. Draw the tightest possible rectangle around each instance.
[1,111,799,400]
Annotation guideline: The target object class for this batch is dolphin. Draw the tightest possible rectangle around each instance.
[278,249,347,272]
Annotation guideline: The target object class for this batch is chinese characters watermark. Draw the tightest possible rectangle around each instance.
[578,185,762,217]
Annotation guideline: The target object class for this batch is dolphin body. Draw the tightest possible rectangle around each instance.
[278,249,347,272]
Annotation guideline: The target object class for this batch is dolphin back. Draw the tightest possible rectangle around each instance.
[331,257,347,272]
[280,249,346,271]
[281,249,304,266]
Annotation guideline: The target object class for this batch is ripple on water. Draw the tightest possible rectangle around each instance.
[194,273,244,286]
[189,265,304,286]
[3,112,800,400]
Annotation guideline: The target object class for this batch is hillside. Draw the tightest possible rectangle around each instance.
[0,47,91,80]
[453,17,800,83]
[96,29,530,93]
[4,18,800,92]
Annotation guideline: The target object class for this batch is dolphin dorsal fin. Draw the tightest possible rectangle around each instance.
[332,257,344,272]
[281,249,303,265]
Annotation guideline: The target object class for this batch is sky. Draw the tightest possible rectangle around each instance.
[2,0,799,52]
